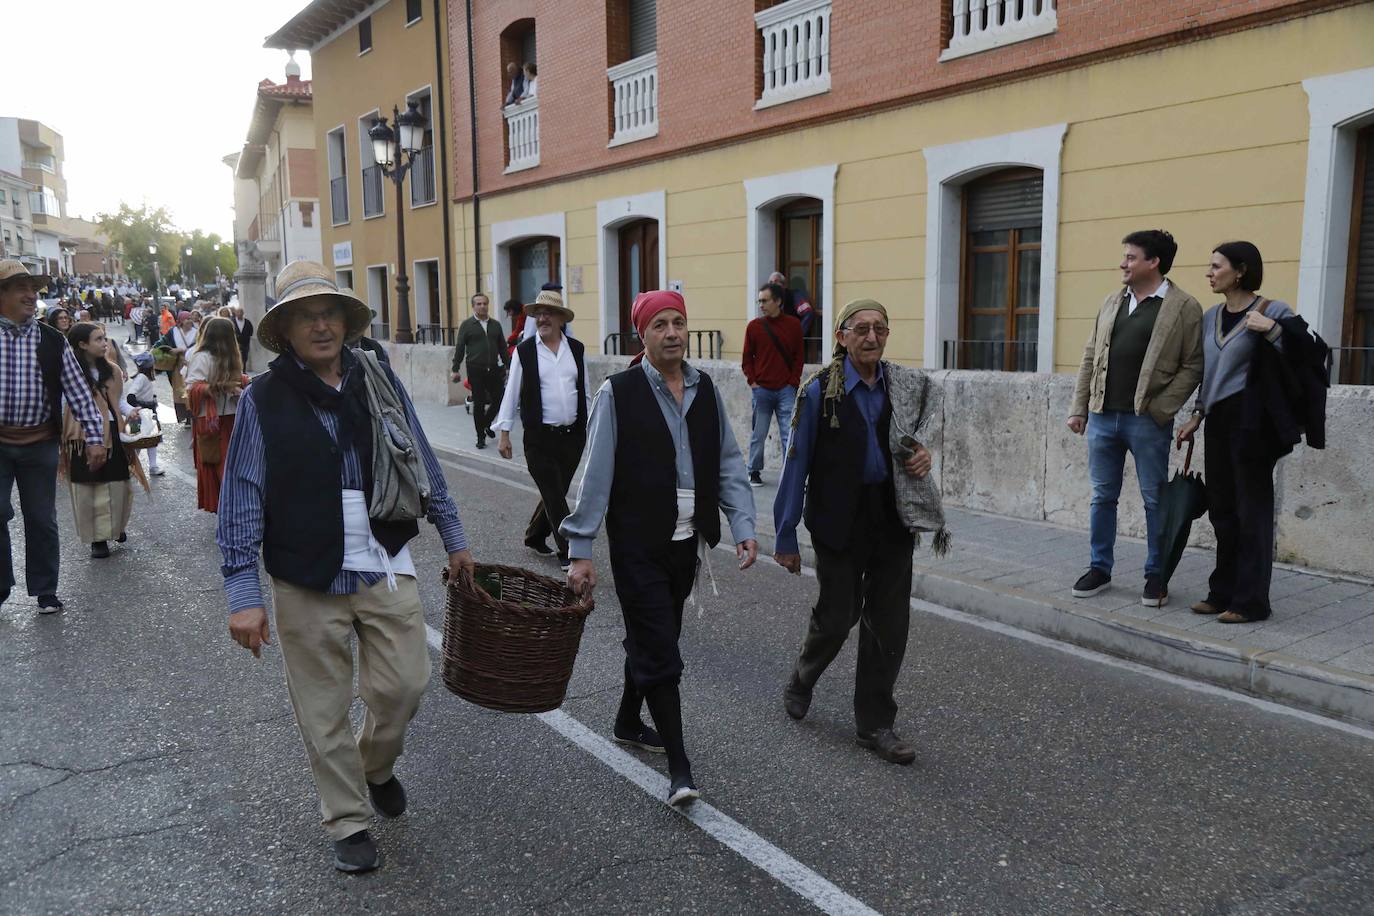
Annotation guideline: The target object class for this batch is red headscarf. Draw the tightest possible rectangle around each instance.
[629,290,686,365]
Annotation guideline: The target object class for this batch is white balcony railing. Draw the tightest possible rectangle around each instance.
[755,0,831,110]
[607,52,658,147]
[22,160,55,174]
[504,97,540,173]
[941,0,1058,61]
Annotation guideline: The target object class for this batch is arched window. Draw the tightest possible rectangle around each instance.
[957,168,1043,372]
[1343,125,1374,384]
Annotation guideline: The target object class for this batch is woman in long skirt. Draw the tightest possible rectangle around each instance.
[185,316,244,513]
[63,322,146,558]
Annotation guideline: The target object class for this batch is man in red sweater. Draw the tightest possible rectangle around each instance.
[742,282,804,487]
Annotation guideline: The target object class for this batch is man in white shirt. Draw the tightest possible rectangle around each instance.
[495,290,587,570]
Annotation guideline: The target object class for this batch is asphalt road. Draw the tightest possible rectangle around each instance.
[3,416,1374,915]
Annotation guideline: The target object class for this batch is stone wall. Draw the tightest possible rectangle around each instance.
[389,342,1374,579]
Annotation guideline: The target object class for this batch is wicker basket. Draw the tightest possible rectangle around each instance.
[442,563,594,713]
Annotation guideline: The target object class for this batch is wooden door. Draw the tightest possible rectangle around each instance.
[618,219,659,355]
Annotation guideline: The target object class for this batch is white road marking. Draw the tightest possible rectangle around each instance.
[439,455,1374,745]
[421,625,881,916]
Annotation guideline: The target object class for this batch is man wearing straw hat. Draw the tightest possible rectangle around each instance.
[494,289,589,570]
[217,260,474,874]
[0,260,107,615]
[562,289,758,807]
[773,299,939,766]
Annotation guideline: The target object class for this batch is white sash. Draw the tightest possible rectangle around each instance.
[340,489,416,590]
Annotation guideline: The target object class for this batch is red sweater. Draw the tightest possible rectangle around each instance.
[742,314,804,389]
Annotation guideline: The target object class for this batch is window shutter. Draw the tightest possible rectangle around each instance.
[1354,147,1374,314]
[967,176,1043,233]
[629,0,657,58]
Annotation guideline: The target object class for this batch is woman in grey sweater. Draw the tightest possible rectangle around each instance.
[1175,241,1290,624]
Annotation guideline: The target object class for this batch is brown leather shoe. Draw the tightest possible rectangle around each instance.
[1217,610,1257,624]
[856,728,916,765]
[1191,600,1223,615]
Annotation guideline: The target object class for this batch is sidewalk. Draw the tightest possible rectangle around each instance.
[413,401,1374,729]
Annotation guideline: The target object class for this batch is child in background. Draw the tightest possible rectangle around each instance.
[124,351,164,477]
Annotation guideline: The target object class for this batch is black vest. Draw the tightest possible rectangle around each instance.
[254,366,419,593]
[516,335,587,433]
[606,365,721,552]
[35,323,66,427]
[802,367,897,552]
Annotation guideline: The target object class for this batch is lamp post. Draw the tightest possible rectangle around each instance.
[183,246,195,290]
[147,243,163,299]
[367,101,428,344]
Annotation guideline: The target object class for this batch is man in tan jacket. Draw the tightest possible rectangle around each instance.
[1067,230,1202,608]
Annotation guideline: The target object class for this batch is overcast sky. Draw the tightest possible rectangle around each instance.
[7,0,313,238]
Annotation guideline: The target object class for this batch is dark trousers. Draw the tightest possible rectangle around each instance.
[611,538,699,692]
[793,486,915,734]
[0,439,61,599]
[467,365,504,441]
[523,426,585,557]
[1204,396,1279,621]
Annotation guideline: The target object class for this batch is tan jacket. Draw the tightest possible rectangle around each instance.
[1070,283,1204,427]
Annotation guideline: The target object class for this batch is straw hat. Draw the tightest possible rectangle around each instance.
[258,260,372,353]
[522,288,574,323]
[0,259,51,292]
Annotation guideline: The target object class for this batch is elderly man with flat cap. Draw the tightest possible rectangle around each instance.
[774,298,944,765]
[0,261,106,615]
[217,260,474,874]
[561,290,758,807]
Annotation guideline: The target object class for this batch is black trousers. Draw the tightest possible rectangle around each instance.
[611,538,699,692]
[523,426,586,556]
[1204,396,1280,621]
[467,366,504,440]
[793,485,915,734]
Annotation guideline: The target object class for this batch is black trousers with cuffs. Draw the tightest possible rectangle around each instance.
[467,366,505,440]
[1204,395,1280,621]
[610,537,699,692]
[793,484,915,734]
[523,425,586,557]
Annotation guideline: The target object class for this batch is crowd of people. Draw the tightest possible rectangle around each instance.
[0,227,1327,875]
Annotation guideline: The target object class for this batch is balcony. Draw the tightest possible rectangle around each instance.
[504,98,540,174]
[410,146,436,206]
[362,164,385,218]
[22,160,55,174]
[330,175,349,224]
[608,52,658,147]
[755,0,831,110]
[940,0,1058,62]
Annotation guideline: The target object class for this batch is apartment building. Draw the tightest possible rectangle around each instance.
[231,59,323,295]
[0,169,38,272]
[429,0,1374,386]
[266,0,455,344]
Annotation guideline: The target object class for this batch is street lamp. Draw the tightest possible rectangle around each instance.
[183,246,195,289]
[148,243,163,298]
[367,100,428,344]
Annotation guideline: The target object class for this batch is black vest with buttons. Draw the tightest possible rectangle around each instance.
[516,335,587,433]
[606,365,721,553]
[254,367,418,593]
[33,322,66,427]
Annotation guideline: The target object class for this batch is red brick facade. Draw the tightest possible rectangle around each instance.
[446,0,1354,200]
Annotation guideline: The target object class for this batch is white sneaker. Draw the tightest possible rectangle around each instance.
[149,466,166,477]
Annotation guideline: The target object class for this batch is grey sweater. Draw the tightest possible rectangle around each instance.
[1196,299,1292,413]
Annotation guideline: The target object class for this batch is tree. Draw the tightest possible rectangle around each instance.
[180,230,238,289]
[96,204,184,292]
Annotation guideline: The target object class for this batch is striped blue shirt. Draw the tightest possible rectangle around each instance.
[216,360,468,614]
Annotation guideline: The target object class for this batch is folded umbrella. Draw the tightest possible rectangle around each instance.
[1156,439,1208,589]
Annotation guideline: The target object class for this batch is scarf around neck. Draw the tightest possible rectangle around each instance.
[270,348,373,469]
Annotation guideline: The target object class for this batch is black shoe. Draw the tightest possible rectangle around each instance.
[37,595,63,615]
[856,728,917,765]
[0,588,8,607]
[667,776,700,807]
[332,829,380,873]
[475,438,486,450]
[783,676,812,721]
[613,721,666,754]
[524,537,554,556]
[1071,568,1111,598]
[91,541,110,559]
[1142,575,1168,608]
[116,532,128,544]
[748,471,763,488]
[484,428,496,438]
[367,776,407,817]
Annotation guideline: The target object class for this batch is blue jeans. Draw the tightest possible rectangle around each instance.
[749,385,796,475]
[1087,411,1171,577]
[0,439,61,599]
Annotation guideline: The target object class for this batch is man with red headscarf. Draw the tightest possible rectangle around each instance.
[562,290,757,807]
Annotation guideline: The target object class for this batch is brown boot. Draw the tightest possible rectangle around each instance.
[1191,600,1223,615]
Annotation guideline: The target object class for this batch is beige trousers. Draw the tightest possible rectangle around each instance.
[272,575,431,840]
